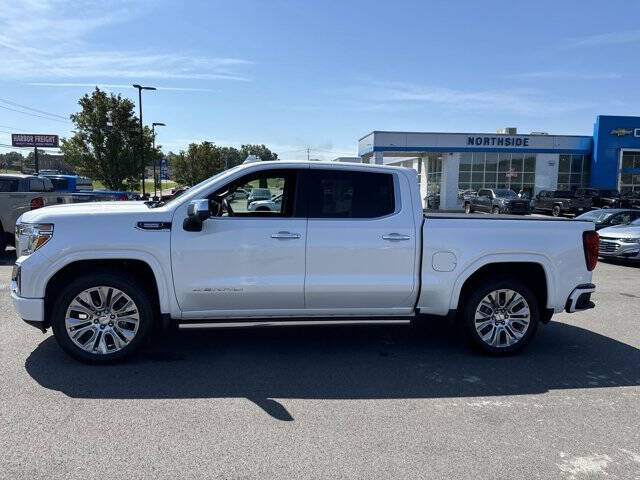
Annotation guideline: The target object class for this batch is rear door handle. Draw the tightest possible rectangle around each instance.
[271,231,301,239]
[382,233,411,241]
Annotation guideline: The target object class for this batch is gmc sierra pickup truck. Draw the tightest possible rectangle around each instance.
[11,161,599,363]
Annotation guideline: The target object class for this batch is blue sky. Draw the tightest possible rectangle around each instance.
[0,0,639,160]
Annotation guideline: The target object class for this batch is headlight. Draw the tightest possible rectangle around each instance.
[15,223,54,256]
[620,237,640,244]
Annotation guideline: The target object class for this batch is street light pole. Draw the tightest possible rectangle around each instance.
[132,84,156,197]
[151,122,165,199]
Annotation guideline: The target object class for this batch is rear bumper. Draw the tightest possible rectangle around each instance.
[11,290,45,325]
[565,283,596,313]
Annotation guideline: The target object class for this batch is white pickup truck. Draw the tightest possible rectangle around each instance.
[11,161,599,363]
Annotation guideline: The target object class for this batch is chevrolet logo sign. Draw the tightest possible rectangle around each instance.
[610,128,633,136]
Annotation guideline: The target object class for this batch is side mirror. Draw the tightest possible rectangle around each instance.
[183,199,211,232]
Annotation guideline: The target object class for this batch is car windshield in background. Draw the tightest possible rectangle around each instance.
[494,189,517,198]
[576,210,614,222]
[49,178,69,190]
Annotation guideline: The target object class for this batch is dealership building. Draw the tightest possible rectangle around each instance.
[357,115,640,210]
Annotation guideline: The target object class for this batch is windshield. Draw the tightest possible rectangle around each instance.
[150,165,246,208]
[494,189,517,198]
[575,210,615,222]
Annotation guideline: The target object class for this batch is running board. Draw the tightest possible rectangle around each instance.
[178,318,412,329]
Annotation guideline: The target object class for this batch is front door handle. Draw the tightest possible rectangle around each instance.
[271,231,301,239]
[382,233,411,241]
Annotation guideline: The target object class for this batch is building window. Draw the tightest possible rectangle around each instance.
[458,152,536,197]
[557,154,591,191]
[425,156,442,209]
[620,151,640,193]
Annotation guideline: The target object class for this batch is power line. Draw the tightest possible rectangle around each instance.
[0,104,71,124]
[0,97,68,120]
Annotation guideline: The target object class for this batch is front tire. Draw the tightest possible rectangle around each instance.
[492,206,500,215]
[51,272,154,364]
[462,278,539,355]
[552,205,562,217]
[465,203,473,214]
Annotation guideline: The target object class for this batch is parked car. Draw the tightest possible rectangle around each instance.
[232,188,248,200]
[620,191,640,209]
[575,209,640,231]
[246,193,282,212]
[12,161,598,363]
[0,174,72,252]
[531,190,591,217]
[246,187,272,208]
[597,217,640,261]
[574,188,621,209]
[43,174,94,192]
[464,188,530,215]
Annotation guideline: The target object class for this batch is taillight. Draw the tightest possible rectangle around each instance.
[583,230,599,271]
[30,197,44,210]
[119,194,127,201]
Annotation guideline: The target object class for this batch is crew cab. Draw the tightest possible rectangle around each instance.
[532,190,591,217]
[11,161,599,363]
[464,188,530,215]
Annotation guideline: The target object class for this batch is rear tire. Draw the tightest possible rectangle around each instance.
[492,206,500,215]
[461,277,539,355]
[465,203,473,214]
[51,272,155,364]
[552,205,562,217]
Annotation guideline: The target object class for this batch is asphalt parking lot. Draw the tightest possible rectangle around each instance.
[0,249,639,480]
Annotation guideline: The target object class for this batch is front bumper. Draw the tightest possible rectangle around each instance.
[503,204,531,214]
[11,290,45,325]
[599,238,640,260]
[565,283,596,313]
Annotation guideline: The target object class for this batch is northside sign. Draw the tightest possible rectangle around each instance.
[467,136,530,147]
[11,134,59,148]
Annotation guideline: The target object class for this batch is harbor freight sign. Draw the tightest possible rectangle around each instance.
[11,134,59,148]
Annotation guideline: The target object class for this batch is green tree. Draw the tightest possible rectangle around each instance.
[61,87,161,191]
[240,144,278,162]
[169,141,226,186]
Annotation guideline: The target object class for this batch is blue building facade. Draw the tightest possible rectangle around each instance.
[358,115,640,210]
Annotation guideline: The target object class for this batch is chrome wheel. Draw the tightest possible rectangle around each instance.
[474,289,531,348]
[65,286,140,355]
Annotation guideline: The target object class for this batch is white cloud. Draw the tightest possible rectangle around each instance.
[27,83,218,92]
[351,81,594,115]
[0,0,252,82]
[509,71,622,80]
[566,29,640,48]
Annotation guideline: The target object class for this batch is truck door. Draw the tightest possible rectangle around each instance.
[171,168,307,316]
[303,168,417,314]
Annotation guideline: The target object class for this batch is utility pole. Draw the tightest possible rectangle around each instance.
[132,84,156,197]
[34,146,39,173]
[306,147,311,161]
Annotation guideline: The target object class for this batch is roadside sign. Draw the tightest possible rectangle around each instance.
[11,134,59,148]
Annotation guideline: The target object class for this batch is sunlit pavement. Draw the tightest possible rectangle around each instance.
[0,248,638,479]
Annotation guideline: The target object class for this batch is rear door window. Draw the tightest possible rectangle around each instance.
[0,178,19,192]
[304,170,395,218]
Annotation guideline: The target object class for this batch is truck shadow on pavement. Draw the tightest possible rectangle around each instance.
[25,321,640,421]
[0,249,16,266]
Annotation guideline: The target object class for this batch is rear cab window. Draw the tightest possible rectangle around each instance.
[304,169,395,218]
[0,178,19,192]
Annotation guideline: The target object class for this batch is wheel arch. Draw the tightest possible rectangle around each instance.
[43,255,171,327]
[451,256,554,315]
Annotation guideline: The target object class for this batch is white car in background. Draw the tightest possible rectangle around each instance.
[246,188,272,208]
[247,193,282,212]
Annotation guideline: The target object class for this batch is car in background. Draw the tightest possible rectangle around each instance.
[232,188,248,200]
[620,191,640,209]
[575,188,621,209]
[597,217,640,261]
[531,190,591,217]
[246,187,272,208]
[575,209,640,231]
[43,174,94,192]
[43,174,136,202]
[464,188,530,215]
[0,174,73,252]
[247,193,282,212]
